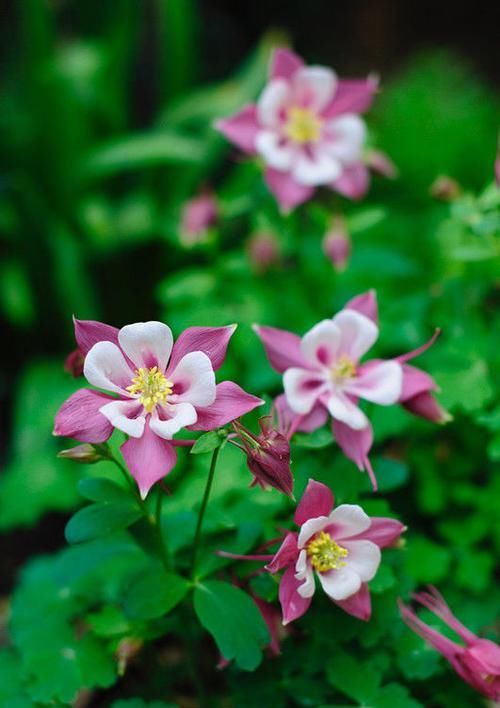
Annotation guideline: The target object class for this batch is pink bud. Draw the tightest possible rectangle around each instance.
[430,175,461,201]
[247,232,280,273]
[402,390,452,424]
[365,149,398,179]
[180,191,218,245]
[322,217,351,272]
[64,348,84,377]
[57,443,110,464]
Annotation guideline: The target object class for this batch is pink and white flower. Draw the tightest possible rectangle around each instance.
[216,48,377,212]
[180,191,218,246]
[54,319,263,498]
[267,479,405,624]
[399,587,500,700]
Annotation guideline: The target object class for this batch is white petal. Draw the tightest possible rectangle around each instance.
[328,504,372,539]
[292,67,337,112]
[84,341,134,395]
[327,392,368,430]
[324,114,366,165]
[118,321,173,372]
[347,361,403,405]
[292,149,342,186]
[99,399,146,438]
[297,515,330,548]
[318,566,361,601]
[283,367,328,415]
[257,79,290,127]
[301,320,341,368]
[332,309,379,362]
[149,402,198,439]
[169,351,216,407]
[295,564,316,598]
[255,130,294,171]
[342,540,381,581]
[295,549,308,577]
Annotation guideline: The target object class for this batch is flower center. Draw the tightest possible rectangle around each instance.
[126,366,173,413]
[284,107,323,144]
[307,531,348,572]
[330,354,356,383]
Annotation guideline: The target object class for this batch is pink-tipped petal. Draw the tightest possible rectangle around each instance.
[83,341,134,395]
[73,317,119,356]
[168,325,237,373]
[300,320,341,368]
[215,105,259,154]
[332,163,370,200]
[188,381,263,431]
[347,360,403,405]
[285,368,328,416]
[403,391,451,424]
[399,599,462,662]
[344,290,378,324]
[294,479,334,526]
[253,324,308,373]
[412,587,477,645]
[150,402,198,439]
[324,76,378,117]
[332,309,379,362]
[353,517,406,548]
[296,403,329,433]
[399,364,437,400]
[264,167,315,212]
[266,532,299,573]
[279,565,312,625]
[54,389,115,443]
[121,424,177,499]
[99,399,146,438]
[270,48,304,80]
[118,321,173,372]
[169,351,216,407]
[292,66,337,113]
[334,582,371,621]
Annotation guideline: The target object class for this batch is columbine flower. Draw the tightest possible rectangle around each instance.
[322,216,351,271]
[54,319,262,498]
[216,48,377,212]
[247,231,281,273]
[180,191,218,246]
[399,587,500,701]
[267,479,405,624]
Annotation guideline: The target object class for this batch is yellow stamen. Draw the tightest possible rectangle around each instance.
[126,366,173,413]
[307,531,348,572]
[330,354,356,383]
[284,107,323,144]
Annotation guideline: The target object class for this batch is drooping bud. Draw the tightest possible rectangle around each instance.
[180,191,218,246]
[57,442,110,464]
[322,216,351,272]
[365,149,398,179]
[232,418,294,497]
[430,175,461,201]
[64,348,84,377]
[247,232,280,273]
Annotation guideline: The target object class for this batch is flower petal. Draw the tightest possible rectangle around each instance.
[300,320,341,368]
[328,503,371,539]
[403,391,450,424]
[264,167,315,212]
[121,425,177,499]
[334,582,371,621]
[297,515,330,548]
[295,552,316,598]
[188,381,263,431]
[169,351,216,407]
[279,565,312,625]
[149,402,197,439]
[99,399,146,438]
[323,114,366,164]
[292,67,337,112]
[270,48,304,81]
[73,317,119,356]
[255,130,295,170]
[344,290,378,324]
[118,321,173,372]
[327,392,368,430]
[215,105,259,154]
[332,308,379,361]
[324,76,378,117]
[399,363,437,400]
[257,79,291,127]
[83,341,134,394]
[53,389,114,443]
[318,566,361,601]
[294,479,334,526]
[353,517,406,548]
[284,368,328,416]
[266,532,299,573]
[342,540,381,581]
[347,360,403,405]
[292,149,342,187]
[332,419,377,490]
[332,163,370,200]
[253,324,308,373]
[168,325,236,373]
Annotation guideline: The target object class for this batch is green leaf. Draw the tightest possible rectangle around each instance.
[77,476,129,502]
[111,700,178,708]
[190,430,223,455]
[326,649,381,703]
[194,580,269,670]
[123,568,189,620]
[294,428,333,449]
[65,500,142,544]
[406,537,451,583]
[373,457,409,492]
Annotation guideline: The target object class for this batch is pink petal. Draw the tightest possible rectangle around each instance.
[270,48,304,80]
[398,599,463,663]
[331,163,370,200]
[334,582,371,621]
[403,391,451,424]
[294,479,334,526]
[296,402,329,433]
[351,517,406,548]
[412,587,477,645]
[467,640,500,674]
[253,597,282,655]
[344,290,378,324]
[264,167,315,213]
[332,419,377,491]
[324,76,378,118]
[121,423,177,499]
[301,320,341,368]
[215,105,259,154]
[399,363,437,400]
[54,389,115,443]
[279,565,312,625]
[253,324,308,373]
[291,67,337,113]
[285,368,328,416]
[187,381,263,431]
[347,360,403,405]
[266,532,299,573]
[168,325,236,373]
[73,317,119,356]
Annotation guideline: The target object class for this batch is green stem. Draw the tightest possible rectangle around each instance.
[191,445,221,581]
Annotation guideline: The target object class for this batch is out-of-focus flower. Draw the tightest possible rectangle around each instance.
[267,479,405,624]
[399,587,500,701]
[365,149,398,179]
[231,416,294,497]
[322,216,351,271]
[247,231,281,273]
[54,319,262,498]
[216,48,377,212]
[64,348,85,377]
[57,442,110,464]
[430,175,462,201]
[180,191,218,246]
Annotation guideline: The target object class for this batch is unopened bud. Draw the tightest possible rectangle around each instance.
[247,232,280,273]
[430,175,461,201]
[116,637,143,676]
[322,217,351,272]
[58,443,110,464]
[180,191,217,246]
[64,348,84,377]
[365,149,398,179]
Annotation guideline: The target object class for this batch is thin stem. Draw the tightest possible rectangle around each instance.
[191,445,221,580]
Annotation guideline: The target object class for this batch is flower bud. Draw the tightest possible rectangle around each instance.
[57,443,110,464]
[322,217,351,272]
[247,232,280,273]
[116,637,143,676]
[365,149,398,179]
[64,348,84,377]
[430,175,461,201]
[180,191,217,246]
